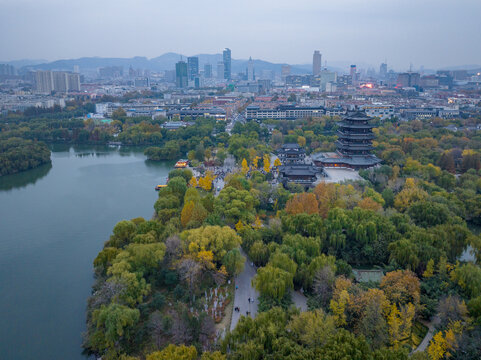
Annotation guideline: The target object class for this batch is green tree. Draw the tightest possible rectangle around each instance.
[407,201,450,228]
[222,248,246,276]
[168,176,188,199]
[252,265,294,300]
[287,309,336,347]
[451,262,481,298]
[112,107,127,119]
[106,220,137,248]
[90,303,140,353]
[214,186,257,225]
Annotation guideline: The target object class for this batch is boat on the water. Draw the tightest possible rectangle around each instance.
[155,176,169,190]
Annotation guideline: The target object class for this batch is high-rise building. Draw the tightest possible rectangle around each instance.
[281,65,291,79]
[53,71,68,92]
[397,72,420,88]
[223,48,231,80]
[247,57,254,81]
[35,70,80,93]
[35,70,54,93]
[379,63,387,79]
[175,61,188,88]
[313,50,322,76]
[217,62,224,80]
[66,72,81,91]
[129,66,136,78]
[134,77,150,87]
[319,70,337,91]
[261,70,274,80]
[0,64,16,76]
[350,65,357,82]
[204,64,212,78]
[187,56,199,81]
[99,66,123,78]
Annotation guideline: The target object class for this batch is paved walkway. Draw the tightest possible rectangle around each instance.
[320,168,362,184]
[229,250,310,332]
[413,315,440,353]
[230,250,259,331]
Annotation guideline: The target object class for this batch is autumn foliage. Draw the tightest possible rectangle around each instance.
[285,193,319,215]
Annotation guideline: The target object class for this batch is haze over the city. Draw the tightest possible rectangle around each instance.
[1,0,480,70]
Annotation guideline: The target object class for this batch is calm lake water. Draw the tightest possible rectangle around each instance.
[0,146,172,360]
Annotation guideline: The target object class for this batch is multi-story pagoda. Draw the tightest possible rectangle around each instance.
[314,110,381,169]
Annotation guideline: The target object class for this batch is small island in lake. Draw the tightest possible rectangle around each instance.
[0,138,51,176]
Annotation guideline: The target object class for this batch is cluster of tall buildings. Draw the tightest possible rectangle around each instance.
[34,70,81,93]
[175,48,232,89]
[0,64,16,76]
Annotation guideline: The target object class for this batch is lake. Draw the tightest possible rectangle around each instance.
[0,146,172,360]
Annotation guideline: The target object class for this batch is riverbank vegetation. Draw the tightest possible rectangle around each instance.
[80,113,481,359]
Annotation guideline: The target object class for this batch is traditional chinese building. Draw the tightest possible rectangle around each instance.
[276,143,306,164]
[278,164,321,186]
[313,111,381,169]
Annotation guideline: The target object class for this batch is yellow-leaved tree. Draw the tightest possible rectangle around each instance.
[253,215,262,229]
[200,171,215,191]
[181,201,195,228]
[423,259,435,278]
[330,289,350,326]
[297,135,306,147]
[252,156,260,169]
[235,220,244,231]
[428,331,448,360]
[189,176,198,188]
[241,158,249,175]
[394,178,428,212]
[387,304,402,346]
[147,344,197,360]
[263,154,270,173]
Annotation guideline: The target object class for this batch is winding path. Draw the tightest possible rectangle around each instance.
[413,315,440,353]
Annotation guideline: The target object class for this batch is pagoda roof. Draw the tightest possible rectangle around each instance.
[277,143,306,155]
[344,110,373,121]
[338,122,374,129]
[336,141,374,151]
[338,131,375,139]
[281,143,302,149]
[279,164,319,176]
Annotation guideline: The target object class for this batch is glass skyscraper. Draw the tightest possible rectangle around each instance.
[223,48,231,80]
[175,61,188,88]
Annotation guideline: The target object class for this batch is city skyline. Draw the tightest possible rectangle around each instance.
[1,0,480,69]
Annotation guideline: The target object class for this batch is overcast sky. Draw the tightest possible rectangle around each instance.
[1,0,480,70]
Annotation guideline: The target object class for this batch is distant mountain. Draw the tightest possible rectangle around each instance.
[23,56,153,72]
[0,59,48,68]
[439,64,481,71]
[19,53,314,75]
[13,54,479,76]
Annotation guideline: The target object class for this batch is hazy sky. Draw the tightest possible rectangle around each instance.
[1,0,480,70]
